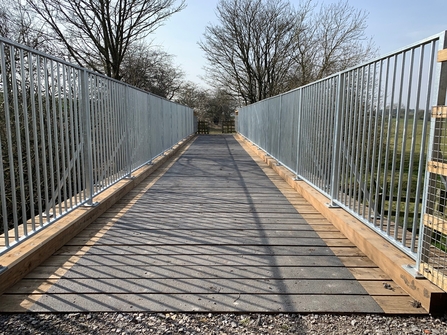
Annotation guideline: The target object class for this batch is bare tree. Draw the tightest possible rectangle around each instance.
[175,82,209,120]
[290,0,377,87]
[205,88,238,123]
[121,43,184,99]
[26,0,186,79]
[199,0,298,105]
[0,3,10,37]
[200,0,377,104]
[0,0,49,50]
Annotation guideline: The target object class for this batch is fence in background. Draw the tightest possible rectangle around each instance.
[0,37,194,254]
[222,120,235,133]
[238,31,447,272]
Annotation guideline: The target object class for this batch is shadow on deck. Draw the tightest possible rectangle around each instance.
[0,135,437,314]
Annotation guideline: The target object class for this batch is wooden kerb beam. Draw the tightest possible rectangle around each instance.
[0,135,196,297]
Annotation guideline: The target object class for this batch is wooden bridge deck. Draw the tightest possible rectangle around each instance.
[0,135,427,314]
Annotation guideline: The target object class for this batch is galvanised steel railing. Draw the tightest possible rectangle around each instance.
[0,37,194,254]
[238,31,447,260]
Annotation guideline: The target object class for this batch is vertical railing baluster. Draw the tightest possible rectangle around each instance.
[0,42,10,247]
[29,52,42,230]
[2,44,20,240]
[330,74,344,206]
[125,85,132,178]
[80,70,95,206]
[295,89,303,179]
[11,46,28,233]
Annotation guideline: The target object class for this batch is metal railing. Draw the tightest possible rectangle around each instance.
[238,31,447,260]
[418,33,447,291]
[0,37,194,254]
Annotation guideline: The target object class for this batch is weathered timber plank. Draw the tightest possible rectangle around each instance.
[67,236,328,246]
[45,254,344,267]
[9,278,368,295]
[99,212,312,219]
[55,245,333,256]
[111,205,307,214]
[0,293,383,313]
[316,232,347,239]
[86,222,315,231]
[307,224,339,231]
[119,198,302,205]
[359,281,410,296]
[338,256,377,268]
[91,219,311,227]
[348,268,391,281]
[372,296,428,314]
[330,247,365,257]
[73,229,320,239]
[319,239,355,247]
[92,222,314,231]
[25,265,355,280]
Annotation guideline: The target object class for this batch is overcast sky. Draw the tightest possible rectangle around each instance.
[152,0,447,87]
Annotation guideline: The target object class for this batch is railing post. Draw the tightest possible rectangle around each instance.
[125,85,133,178]
[277,94,282,159]
[80,69,95,206]
[329,73,344,207]
[295,89,303,180]
[0,42,10,248]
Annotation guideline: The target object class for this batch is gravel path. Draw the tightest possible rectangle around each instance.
[1,312,446,334]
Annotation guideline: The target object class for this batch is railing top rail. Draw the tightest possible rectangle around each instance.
[243,30,447,107]
[0,35,189,107]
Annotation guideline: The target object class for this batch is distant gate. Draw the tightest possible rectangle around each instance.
[222,120,235,133]
[196,121,209,134]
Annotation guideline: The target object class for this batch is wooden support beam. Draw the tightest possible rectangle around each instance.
[438,49,447,62]
[427,161,447,176]
[432,106,447,118]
